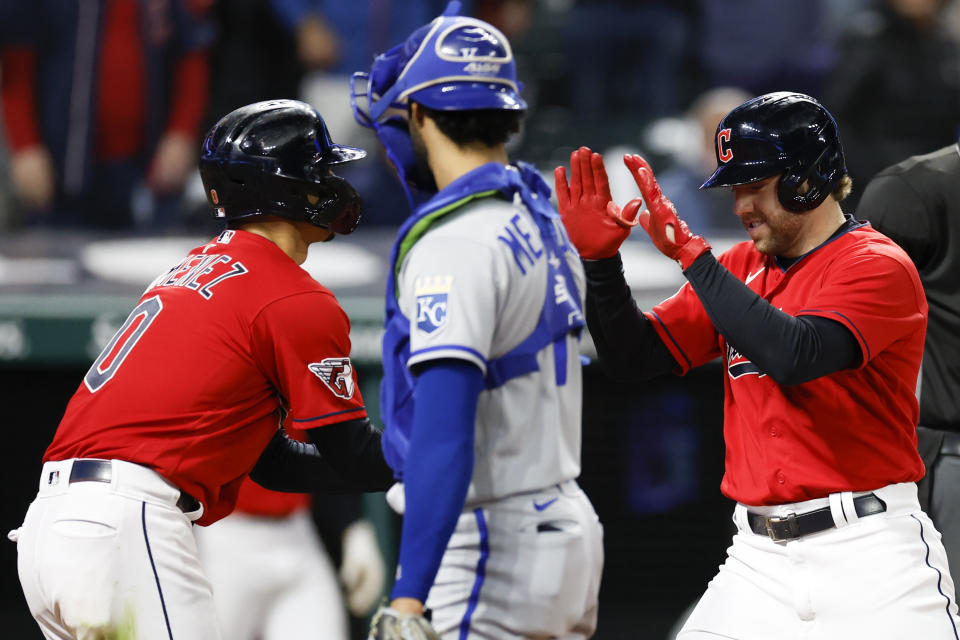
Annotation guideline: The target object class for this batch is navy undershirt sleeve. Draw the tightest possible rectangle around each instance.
[583,251,861,385]
[583,254,679,381]
[683,252,861,385]
[250,429,349,493]
[306,417,395,491]
[391,358,484,602]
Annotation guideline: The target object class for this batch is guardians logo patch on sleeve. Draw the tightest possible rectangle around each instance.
[726,344,766,379]
[414,275,453,334]
[308,357,356,399]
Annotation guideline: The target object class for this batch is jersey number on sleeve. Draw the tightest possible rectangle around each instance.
[83,296,164,393]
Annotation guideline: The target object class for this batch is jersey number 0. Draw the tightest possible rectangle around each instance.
[83,296,164,393]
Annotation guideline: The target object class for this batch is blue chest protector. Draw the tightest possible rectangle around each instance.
[380,162,586,477]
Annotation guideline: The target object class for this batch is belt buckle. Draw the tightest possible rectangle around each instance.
[764,513,799,542]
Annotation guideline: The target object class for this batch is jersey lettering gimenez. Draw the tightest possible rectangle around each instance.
[44,230,366,525]
[647,223,927,505]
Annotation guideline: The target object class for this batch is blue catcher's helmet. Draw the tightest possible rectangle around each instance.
[350,3,526,210]
[199,99,367,233]
[700,92,847,212]
[353,15,527,128]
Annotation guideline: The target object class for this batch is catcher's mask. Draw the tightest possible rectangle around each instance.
[349,3,526,208]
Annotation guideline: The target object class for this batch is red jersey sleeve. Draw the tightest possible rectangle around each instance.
[798,241,927,367]
[645,281,722,375]
[251,291,367,429]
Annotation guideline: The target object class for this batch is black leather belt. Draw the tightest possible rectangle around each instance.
[747,493,886,542]
[69,459,201,513]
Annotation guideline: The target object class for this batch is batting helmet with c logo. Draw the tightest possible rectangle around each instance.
[700,92,847,212]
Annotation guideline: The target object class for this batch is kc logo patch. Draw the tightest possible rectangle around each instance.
[308,357,356,399]
[415,275,453,334]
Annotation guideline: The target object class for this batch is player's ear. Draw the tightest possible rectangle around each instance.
[409,102,426,128]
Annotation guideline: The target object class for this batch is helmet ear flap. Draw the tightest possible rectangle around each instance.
[303,175,364,235]
[777,168,813,212]
[776,145,833,213]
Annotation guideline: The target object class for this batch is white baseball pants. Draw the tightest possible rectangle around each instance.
[426,479,604,639]
[677,482,960,640]
[13,458,217,640]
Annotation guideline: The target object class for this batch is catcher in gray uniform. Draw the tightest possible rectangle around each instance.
[351,8,604,639]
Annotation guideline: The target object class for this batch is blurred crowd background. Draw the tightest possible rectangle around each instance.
[1,1,959,639]
[0,0,958,235]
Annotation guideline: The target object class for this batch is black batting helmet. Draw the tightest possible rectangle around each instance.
[199,99,367,233]
[700,92,847,212]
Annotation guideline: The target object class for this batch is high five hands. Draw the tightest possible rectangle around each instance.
[554,147,711,269]
[553,147,639,259]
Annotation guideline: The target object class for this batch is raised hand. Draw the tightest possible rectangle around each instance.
[624,154,711,270]
[554,147,639,259]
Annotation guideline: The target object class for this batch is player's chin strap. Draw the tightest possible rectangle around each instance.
[350,1,462,211]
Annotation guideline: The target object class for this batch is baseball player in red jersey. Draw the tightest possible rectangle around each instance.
[556,92,960,638]
[9,99,393,640]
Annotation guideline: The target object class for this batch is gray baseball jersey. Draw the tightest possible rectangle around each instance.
[398,195,586,504]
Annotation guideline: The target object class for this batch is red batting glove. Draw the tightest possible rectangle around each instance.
[624,154,711,270]
[554,147,639,259]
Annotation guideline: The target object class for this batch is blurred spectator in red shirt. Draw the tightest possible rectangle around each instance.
[1,0,212,230]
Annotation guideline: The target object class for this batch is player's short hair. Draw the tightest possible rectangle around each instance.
[832,175,853,202]
[416,103,523,148]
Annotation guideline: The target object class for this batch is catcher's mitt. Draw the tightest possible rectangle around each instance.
[368,605,439,640]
